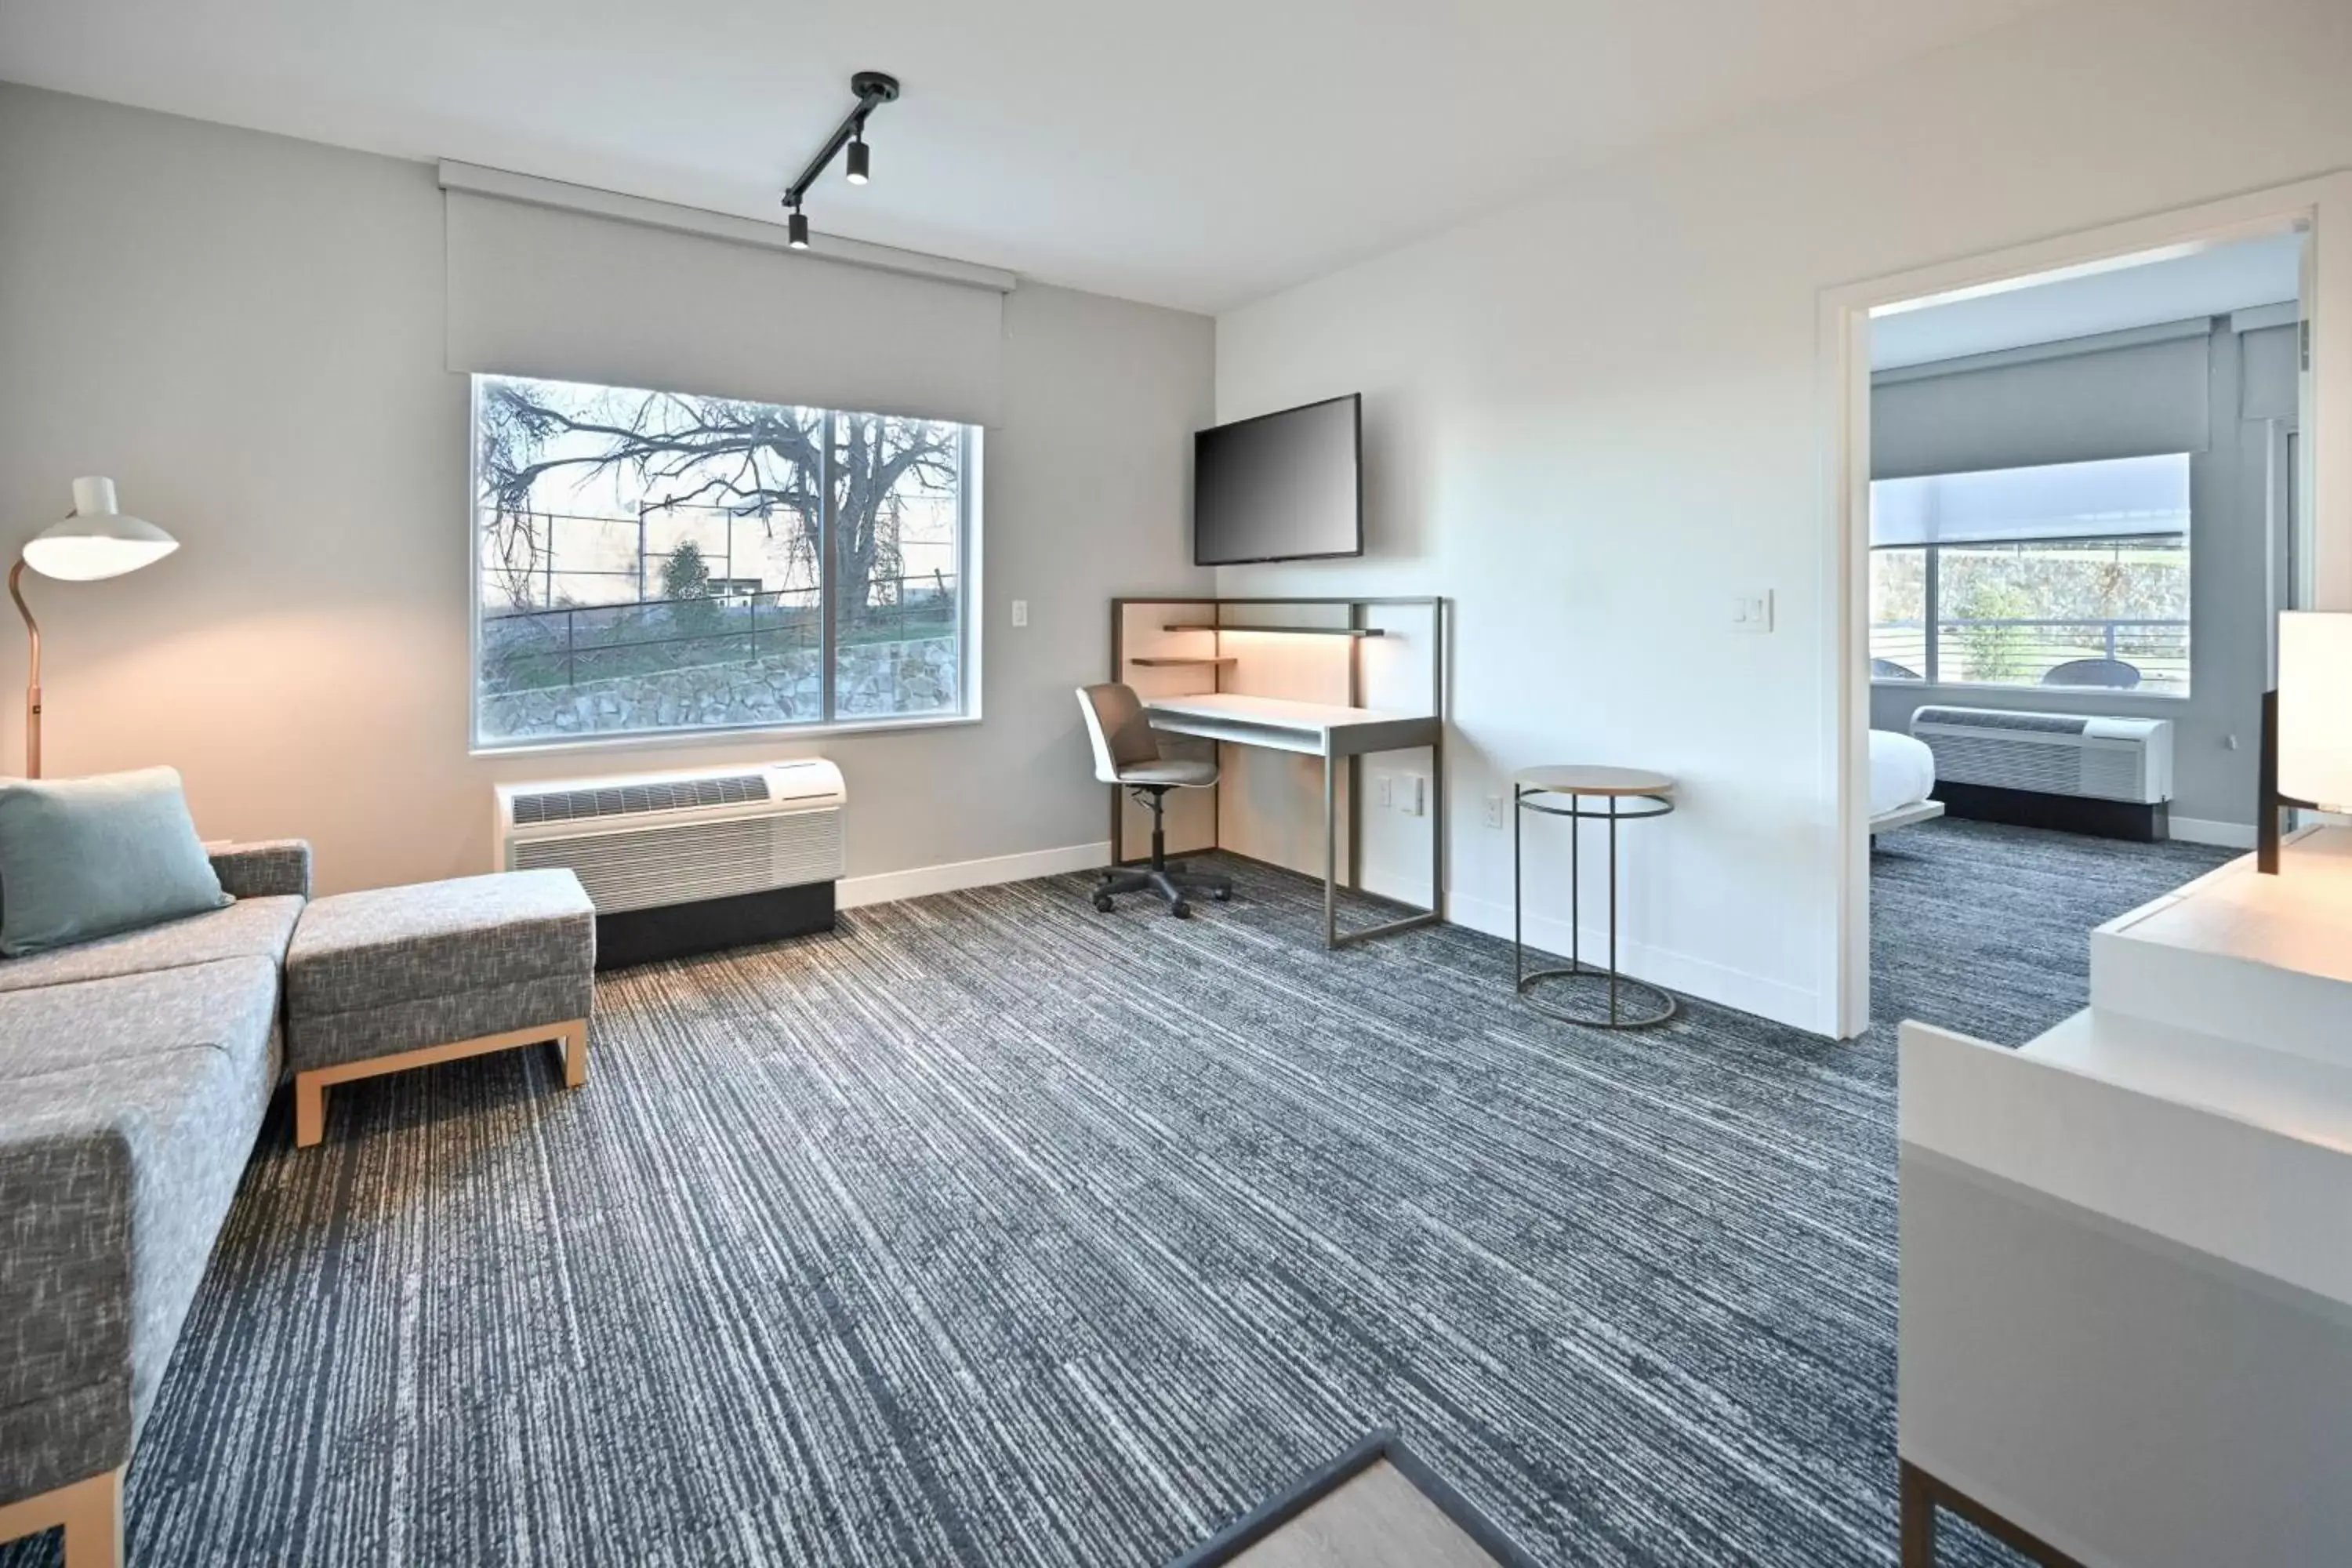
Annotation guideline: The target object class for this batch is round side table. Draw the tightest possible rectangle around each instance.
[1512,766,1679,1029]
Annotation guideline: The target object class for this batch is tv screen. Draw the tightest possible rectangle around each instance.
[1193,394,1362,566]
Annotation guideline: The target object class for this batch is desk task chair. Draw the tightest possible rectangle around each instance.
[1076,683,1232,917]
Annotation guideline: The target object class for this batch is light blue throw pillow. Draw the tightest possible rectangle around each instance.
[0,766,231,956]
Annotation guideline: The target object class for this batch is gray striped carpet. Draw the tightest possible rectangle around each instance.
[3,818,2227,1566]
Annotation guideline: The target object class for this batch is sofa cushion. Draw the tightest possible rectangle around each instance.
[0,767,230,956]
[0,957,281,1503]
[0,895,304,996]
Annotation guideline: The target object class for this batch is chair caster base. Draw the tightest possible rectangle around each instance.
[1089,863,1231,918]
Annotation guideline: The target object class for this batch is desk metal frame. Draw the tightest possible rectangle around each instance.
[1111,596,1446,949]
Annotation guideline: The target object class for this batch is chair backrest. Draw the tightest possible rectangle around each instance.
[1076,684,1161,784]
[2042,657,2142,690]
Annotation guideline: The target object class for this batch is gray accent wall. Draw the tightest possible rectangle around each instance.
[1867,319,2299,829]
[0,85,1214,895]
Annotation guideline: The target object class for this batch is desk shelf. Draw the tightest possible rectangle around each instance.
[1160,624,1386,638]
[1127,655,1237,668]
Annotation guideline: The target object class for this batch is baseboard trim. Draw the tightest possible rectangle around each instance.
[1448,890,1829,1036]
[2168,816,2256,850]
[837,841,1110,910]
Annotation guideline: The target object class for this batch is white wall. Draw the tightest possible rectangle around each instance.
[1214,0,2352,1033]
[0,85,1212,895]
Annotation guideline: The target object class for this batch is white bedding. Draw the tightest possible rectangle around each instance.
[1870,729,1936,818]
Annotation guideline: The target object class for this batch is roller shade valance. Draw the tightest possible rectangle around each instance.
[445,188,1004,426]
[1871,452,2192,549]
[1871,332,2210,481]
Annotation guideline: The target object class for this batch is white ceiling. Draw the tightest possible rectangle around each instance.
[0,0,2055,314]
[1871,233,2305,369]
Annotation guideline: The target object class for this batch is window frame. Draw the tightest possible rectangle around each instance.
[466,376,984,757]
[1868,530,2192,700]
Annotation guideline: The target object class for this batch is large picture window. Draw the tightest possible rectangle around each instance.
[472,374,978,747]
[1867,453,2190,695]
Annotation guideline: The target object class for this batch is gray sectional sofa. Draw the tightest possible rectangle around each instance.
[0,840,312,1562]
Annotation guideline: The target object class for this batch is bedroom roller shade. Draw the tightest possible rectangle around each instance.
[1870,452,2192,548]
[1870,332,2209,481]
[445,189,1004,426]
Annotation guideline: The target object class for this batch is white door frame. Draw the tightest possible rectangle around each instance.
[1818,171,2352,1040]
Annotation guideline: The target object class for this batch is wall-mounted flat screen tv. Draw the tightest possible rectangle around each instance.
[1192,394,1362,566]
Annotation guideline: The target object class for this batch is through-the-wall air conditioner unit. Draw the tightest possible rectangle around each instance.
[1909,706,2173,841]
[495,759,844,968]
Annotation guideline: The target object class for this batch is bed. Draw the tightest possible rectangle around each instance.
[1871,728,1944,835]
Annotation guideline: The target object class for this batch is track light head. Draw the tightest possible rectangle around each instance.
[781,71,898,234]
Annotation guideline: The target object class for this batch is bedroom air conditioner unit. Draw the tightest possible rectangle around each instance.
[1911,707,2172,804]
[495,759,845,968]
[1910,706,2174,842]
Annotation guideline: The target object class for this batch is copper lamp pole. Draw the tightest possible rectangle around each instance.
[9,559,38,779]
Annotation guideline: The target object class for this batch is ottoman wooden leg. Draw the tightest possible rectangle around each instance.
[554,1018,588,1088]
[291,1020,590,1148]
[0,1468,123,1568]
[296,1073,327,1149]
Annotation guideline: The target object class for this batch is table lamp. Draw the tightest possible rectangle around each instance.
[2260,610,2352,873]
[10,477,178,777]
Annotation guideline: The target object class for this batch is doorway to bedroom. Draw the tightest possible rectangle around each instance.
[1842,212,2321,1039]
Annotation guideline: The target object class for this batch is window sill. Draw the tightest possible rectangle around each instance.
[470,710,982,759]
[1868,678,2190,703]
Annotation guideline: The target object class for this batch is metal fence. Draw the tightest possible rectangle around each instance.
[1868,616,2188,691]
[481,575,957,693]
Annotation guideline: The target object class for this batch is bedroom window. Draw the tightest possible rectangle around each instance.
[470,374,978,748]
[1867,454,2191,695]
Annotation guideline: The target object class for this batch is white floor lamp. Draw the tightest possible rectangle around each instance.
[10,477,178,778]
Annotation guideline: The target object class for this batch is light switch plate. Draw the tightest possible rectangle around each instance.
[1730,590,1773,633]
[1011,599,1029,627]
[1402,775,1426,817]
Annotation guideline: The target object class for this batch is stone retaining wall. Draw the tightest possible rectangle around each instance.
[481,636,957,741]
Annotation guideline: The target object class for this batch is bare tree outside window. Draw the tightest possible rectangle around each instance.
[472,375,974,745]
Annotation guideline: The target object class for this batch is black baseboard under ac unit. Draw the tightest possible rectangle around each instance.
[492,760,846,970]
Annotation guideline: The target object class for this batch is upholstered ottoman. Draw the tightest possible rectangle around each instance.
[284,869,594,1148]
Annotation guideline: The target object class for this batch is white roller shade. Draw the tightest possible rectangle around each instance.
[1871,453,2192,548]
[1871,332,2210,481]
[445,188,1004,426]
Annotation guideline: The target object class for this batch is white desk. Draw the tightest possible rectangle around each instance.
[1897,826,2352,1567]
[1144,692,1444,947]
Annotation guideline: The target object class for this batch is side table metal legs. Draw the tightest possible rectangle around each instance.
[1512,784,1679,1029]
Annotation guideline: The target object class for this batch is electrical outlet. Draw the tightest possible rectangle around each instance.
[1376,774,1394,808]
[1011,599,1029,627]
[1484,794,1504,829]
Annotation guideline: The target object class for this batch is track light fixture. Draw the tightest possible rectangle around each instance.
[781,71,898,249]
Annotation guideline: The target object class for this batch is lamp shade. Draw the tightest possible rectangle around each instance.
[2278,611,2352,811]
[20,477,177,582]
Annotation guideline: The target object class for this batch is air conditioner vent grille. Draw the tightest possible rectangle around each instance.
[1913,707,2089,735]
[510,773,770,826]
